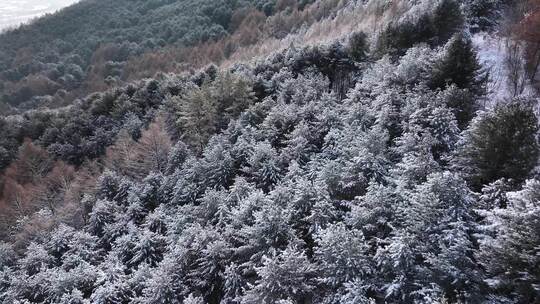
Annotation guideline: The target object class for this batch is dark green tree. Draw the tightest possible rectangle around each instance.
[454,100,539,190]
[347,32,369,62]
[440,85,478,130]
[375,0,463,57]
[430,0,465,44]
[430,31,487,96]
[175,83,218,153]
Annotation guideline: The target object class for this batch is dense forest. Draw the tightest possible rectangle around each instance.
[0,0,539,303]
[0,0,338,112]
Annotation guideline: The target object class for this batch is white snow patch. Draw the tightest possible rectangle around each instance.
[473,32,538,107]
[472,32,511,105]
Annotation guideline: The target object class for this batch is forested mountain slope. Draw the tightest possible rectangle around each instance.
[0,0,344,112]
[0,0,539,303]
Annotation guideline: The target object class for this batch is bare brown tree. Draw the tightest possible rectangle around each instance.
[504,38,528,97]
[516,0,540,90]
[105,117,172,178]
[503,0,540,94]
[105,129,138,176]
[132,116,173,177]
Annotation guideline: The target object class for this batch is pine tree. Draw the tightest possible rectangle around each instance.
[465,0,501,31]
[429,31,487,97]
[374,232,418,302]
[87,200,117,238]
[190,238,233,302]
[221,263,244,304]
[200,138,236,189]
[129,230,167,267]
[401,172,482,302]
[138,246,188,304]
[184,294,205,304]
[374,0,463,57]
[478,178,512,210]
[430,0,465,44]
[211,72,255,128]
[45,224,75,260]
[0,242,15,270]
[244,141,283,192]
[454,101,539,190]
[239,201,294,252]
[128,172,165,214]
[314,223,371,288]
[48,262,98,302]
[287,176,335,250]
[335,279,376,304]
[144,204,168,235]
[439,85,477,130]
[18,242,53,276]
[63,230,101,267]
[242,246,317,304]
[58,289,89,304]
[90,257,131,304]
[166,141,191,175]
[347,32,369,62]
[346,181,398,239]
[477,179,540,303]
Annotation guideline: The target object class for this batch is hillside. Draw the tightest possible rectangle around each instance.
[0,0,342,113]
[0,0,539,303]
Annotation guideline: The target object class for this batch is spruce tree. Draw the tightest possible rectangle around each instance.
[348,32,369,62]
[478,179,540,303]
[440,85,477,130]
[430,31,487,97]
[314,223,371,288]
[242,246,316,304]
[454,100,539,190]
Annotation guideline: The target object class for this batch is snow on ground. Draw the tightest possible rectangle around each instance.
[472,32,511,105]
[473,32,538,108]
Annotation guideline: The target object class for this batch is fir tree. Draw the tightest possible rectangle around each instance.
[429,31,487,97]
[478,179,540,303]
[347,32,369,62]
[242,246,317,304]
[129,230,166,267]
[454,100,539,190]
[314,223,371,288]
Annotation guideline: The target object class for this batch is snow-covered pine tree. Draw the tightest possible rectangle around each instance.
[241,246,317,304]
[477,179,540,303]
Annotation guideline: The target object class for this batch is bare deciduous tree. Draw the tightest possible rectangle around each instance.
[133,116,172,177]
[503,0,540,95]
[504,38,528,97]
[516,0,540,90]
[106,117,172,178]
[105,129,138,176]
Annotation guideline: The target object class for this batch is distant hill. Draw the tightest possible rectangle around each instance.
[0,0,302,112]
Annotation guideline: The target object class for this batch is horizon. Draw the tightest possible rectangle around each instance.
[0,0,78,30]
